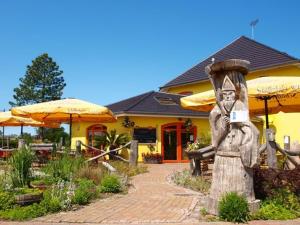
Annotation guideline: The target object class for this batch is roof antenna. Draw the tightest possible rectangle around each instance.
[250,19,259,39]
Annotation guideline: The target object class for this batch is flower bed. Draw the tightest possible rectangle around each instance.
[0,148,147,221]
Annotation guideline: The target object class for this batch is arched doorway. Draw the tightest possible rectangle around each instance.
[161,123,197,162]
[87,124,107,149]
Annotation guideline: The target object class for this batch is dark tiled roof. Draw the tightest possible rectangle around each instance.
[161,36,299,89]
[107,91,208,117]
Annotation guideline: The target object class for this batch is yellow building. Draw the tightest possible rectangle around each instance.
[72,36,300,162]
[72,91,210,162]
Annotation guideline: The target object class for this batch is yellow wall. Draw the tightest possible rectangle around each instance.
[166,65,300,95]
[166,65,300,148]
[166,81,213,95]
[71,116,210,161]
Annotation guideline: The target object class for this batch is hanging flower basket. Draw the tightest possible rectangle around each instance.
[122,116,135,128]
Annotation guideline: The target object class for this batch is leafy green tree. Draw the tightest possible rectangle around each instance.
[9,53,66,106]
[36,127,69,144]
[22,132,33,144]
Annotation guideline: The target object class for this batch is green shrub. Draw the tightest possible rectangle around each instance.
[0,203,47,221]
[40,179,74,211]
[252,202,297,220]
[41,190,62,213]
[172,170,210,193]
[0,191,15,210]
[251,188,300,220]
[269,188,300,212]
[9,147,35,187]
[218,192,250,223]
[100,175,121,193]
[43,154,84,181]
[72,179,97,205]
[48,197,62,213]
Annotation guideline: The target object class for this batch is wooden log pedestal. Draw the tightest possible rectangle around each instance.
[204,59,260,215]
[205,152,260,215]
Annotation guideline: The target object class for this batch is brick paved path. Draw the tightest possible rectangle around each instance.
[1,163,300,225]
[36,163,200,224]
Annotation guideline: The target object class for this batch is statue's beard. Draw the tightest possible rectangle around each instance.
[223,100,235,112]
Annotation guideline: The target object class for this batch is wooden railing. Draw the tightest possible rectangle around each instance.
[75,140,139,172]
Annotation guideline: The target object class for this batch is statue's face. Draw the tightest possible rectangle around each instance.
[222,90,235,101]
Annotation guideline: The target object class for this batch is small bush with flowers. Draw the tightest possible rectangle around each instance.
[142,144,162,164]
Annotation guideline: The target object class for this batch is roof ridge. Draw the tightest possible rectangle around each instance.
[157,91,186,97]
[160,36,300,89]
[124,91,155,112]
[160,36,245,89]
[240,35,298,60]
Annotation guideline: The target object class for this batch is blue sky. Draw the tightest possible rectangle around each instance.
[1,0,300,134]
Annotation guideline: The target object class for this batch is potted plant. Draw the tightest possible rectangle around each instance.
[30,178,51,190]
[142,144,162,164]
[14,187,43,205]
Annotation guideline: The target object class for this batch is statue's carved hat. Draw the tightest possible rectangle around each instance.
[222,75,236,91]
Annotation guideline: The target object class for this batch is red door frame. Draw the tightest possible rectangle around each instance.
[161,122,197,163]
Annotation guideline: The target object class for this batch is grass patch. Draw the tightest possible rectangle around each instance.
[109,161,148,177]
[0,204,47,221]
[172,169,210,193]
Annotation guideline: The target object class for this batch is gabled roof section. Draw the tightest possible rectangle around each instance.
[106,91,208,117]
[161,36,299,89]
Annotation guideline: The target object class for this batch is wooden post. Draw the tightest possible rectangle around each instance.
[7,137,9,149]
[18,139,25,149]
[129,140,138,166]
[284,135,290,151]
[266,129,278,169]
[76,140,81,156]
[190,158,201,176]
[285,139,300,170]
[57,137,63,151]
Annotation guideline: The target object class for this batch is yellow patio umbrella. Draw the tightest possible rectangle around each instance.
[0,111,60,136]
[11,98,117,144]
[181,76,300,128]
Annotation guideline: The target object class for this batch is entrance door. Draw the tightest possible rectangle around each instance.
[161,123,197,162]
[162,125,177,160]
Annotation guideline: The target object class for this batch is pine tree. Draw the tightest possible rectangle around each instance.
[9,53,66,106]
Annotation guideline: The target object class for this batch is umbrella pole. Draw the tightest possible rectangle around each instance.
[69,114,72,147]
[20,125,23,137]
[2,126,4,148]
[264,97,269,129]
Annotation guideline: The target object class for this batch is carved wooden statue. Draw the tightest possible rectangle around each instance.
[259,129,300,169]
[205,59,260,215]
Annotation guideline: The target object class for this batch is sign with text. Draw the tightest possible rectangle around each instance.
[230,110,249,123]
